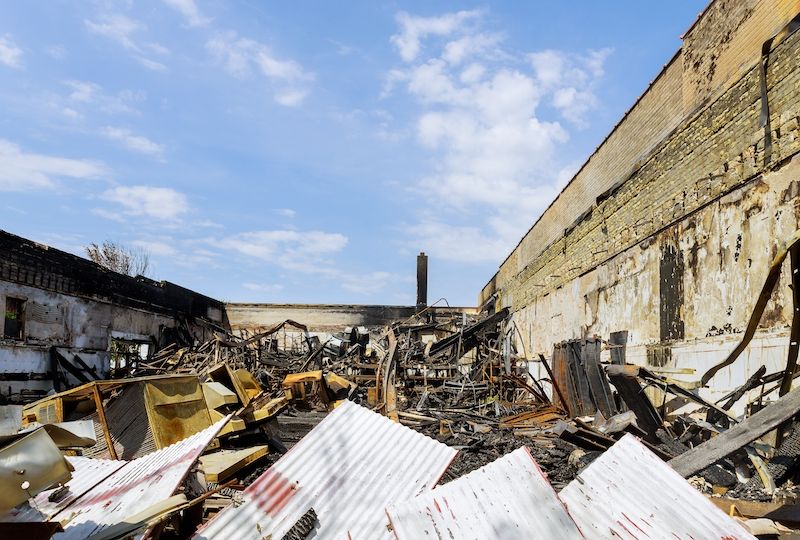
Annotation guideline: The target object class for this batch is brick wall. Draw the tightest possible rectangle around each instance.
[483,0,800,314]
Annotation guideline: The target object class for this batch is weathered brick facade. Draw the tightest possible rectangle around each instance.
[483,0,800,311]
[481,0,800,403]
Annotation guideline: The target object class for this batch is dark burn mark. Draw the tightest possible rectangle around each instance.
[660,243,685,341]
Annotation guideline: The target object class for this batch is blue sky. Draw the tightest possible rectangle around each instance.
[0,0,706,306]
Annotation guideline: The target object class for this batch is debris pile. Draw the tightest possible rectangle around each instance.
[4,285,800,538]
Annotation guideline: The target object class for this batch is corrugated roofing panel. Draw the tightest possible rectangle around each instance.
[53,415,229,539]
[386,446,584,539]
[195,400,457,540]
[0,456,125,523]
[559,434,756,539]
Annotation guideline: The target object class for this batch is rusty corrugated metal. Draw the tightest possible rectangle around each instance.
[105,382,157,459]
[67,383,156,460]
[195,400,457,540]
[0,456,124,523]
[52,415,229,539]
[386,446,584,539]
[559,434,756,539]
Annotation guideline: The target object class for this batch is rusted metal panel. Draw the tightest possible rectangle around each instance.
[552,342,575,414]
[143,377,213,448]
[559,434,756,539]
[195,400,457,540]
[386,446,584,539]
[566,341,593,416]
[52,415,229,539]
[104,382,156,460]
[0,456,125,523]
[581,338,615,417]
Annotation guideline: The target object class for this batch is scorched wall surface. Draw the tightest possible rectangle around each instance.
[481,0,800,405]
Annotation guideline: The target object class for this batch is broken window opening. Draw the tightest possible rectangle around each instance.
[3,296,25,340]
[109,338,150,378]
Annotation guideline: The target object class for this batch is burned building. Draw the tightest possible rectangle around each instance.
[0,230,225,400]
[6,3,800,536]
[480,0,800,408]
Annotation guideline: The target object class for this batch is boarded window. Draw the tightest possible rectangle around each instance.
[4,297,25,340]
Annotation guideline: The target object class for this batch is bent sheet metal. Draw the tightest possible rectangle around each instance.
[51,415,230,540]
[386,446,584,539]
[559,434,756,539]
[194,400,457,540]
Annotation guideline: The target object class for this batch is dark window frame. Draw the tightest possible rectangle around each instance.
[3,296,26,340]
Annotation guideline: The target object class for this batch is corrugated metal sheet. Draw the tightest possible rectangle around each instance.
[195,400,457,540]
[66,383,156,460]
[52,415,229,539]
[0,456,124,523]
[105,382,157,459]
[386,446,584,539]
[559,434,756,539]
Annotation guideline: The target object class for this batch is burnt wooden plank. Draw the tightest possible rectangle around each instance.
[670,385,800,478]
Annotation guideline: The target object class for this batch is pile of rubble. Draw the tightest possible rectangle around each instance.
[4,303,800,538]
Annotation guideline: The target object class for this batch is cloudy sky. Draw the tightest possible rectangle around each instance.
[0,0,705,305]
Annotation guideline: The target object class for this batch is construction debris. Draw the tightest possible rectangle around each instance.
[195,400,457,539]
[4,296,800,538]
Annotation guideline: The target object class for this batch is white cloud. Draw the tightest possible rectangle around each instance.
[85,15,142,51]
[530,48,613,126]
[387,10,611,263]
[0,35,23,68]
[340,271,397,295]
[193,219,224,229]
[217,229,347,273]
[243,282,284,293]
[391,10,481,62]
[131,239,177,256]
[442,33,502,65]
[145,42,170,56]
[407,221,511,263]
[0,140,107,192]
[100,185,189,220]
[101,127,165,158]
[276,208,296,218]
[216,229,398,295]
[61,107,81,119]
[64,80,99,103]
[207,31,313,107]
[62,80,143,115]
[136,56,168,72]
[84,15,168,71]
[45,44,66,59]
[162,0,211,27]
[274,89,309,107]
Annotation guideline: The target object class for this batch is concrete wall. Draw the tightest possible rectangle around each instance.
[518,158,800,408]
[226,303,477,336]
[0,230,226,400]
[481,0,800,401]
[0,281,183,396]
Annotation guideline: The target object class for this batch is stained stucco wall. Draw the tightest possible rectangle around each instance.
[482,0,800,403]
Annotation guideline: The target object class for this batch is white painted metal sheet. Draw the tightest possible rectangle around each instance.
[52,415,229,539]
[0,456,125,523]
[386,446,584,539]
[195,400,457,540]
[559,434,756,539]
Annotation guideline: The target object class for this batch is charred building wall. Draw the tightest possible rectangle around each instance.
[226,303,476,335]
[480,0,800,405]
[0,230,226,399]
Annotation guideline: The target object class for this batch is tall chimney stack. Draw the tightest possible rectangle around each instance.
[416,252,428,308]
